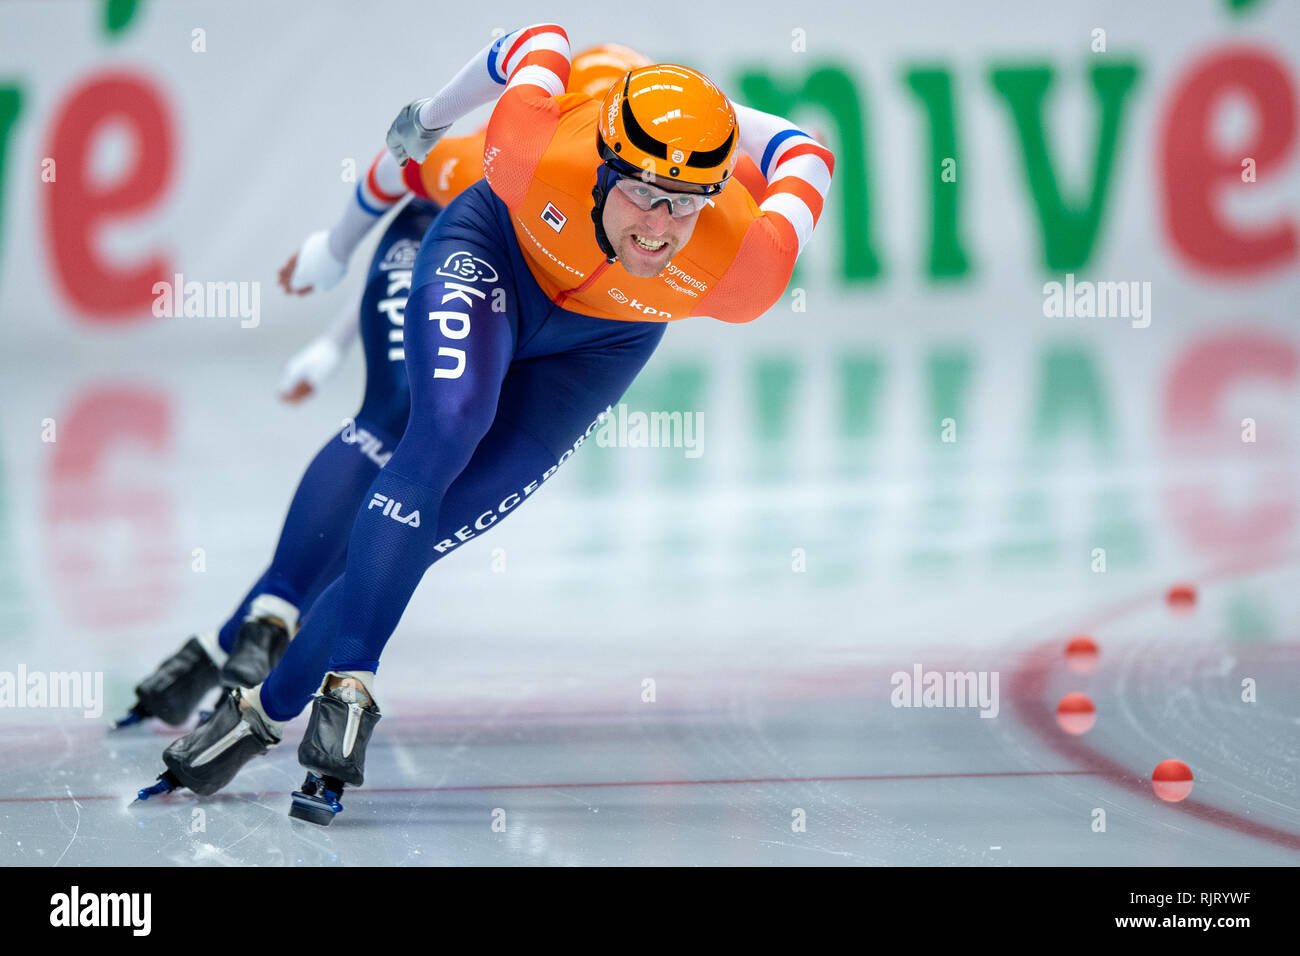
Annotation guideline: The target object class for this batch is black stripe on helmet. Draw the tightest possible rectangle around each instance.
[621,95,668,160]
[685,128,735,169]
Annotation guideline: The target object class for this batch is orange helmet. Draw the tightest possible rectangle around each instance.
[568,43,652,99]
[597,64,738,194]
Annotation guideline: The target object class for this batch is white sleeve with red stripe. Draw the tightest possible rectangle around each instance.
[315,25,569,278]
[324,150,408,266]
[733,103,834,258]
[416,24,570,130]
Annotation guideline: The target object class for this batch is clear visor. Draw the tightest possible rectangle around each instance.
[612,177,711,218]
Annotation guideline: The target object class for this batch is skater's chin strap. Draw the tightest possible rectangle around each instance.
[591,164,620,265]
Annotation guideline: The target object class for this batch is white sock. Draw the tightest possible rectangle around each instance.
[248,594,300,634]
[319,670,377,708]
[241,683,287,736]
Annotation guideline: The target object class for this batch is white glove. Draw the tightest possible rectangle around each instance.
[278,337,343,401]
[288,230,347,293]
[386,98,449,166]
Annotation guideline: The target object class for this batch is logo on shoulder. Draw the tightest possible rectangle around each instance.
[437,157,460,192]
[663,263,709,292]
[541,201,567,234]
[379,239,420,271]
[608,287,629,304]
[436,251,500,284]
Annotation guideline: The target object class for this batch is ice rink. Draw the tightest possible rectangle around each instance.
[0,338,1296,866]
[2,565,1298,865]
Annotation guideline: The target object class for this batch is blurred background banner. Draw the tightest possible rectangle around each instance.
[0,0,1297,658]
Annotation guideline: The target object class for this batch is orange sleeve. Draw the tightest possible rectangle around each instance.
[483,86,563,211]
[695,215,799,324]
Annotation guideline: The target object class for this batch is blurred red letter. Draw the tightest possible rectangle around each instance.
[1159,48,1297,275]
[44,72,175,320]
[47,386,177,628]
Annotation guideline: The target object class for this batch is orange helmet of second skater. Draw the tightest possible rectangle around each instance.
[597,63,738,194]
[568,43,652,99]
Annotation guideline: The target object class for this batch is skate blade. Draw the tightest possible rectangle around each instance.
[289,790,341,826]
[111,707,147,731]
[134,771,182,803]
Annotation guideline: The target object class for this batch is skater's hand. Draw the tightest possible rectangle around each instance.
[386,98,448,167]
[281,231,346,295]
[279,337,343,403]
[278,253,312,296]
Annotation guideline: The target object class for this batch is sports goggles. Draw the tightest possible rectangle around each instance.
[612,177,711,217]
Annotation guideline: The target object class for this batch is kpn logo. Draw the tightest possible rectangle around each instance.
[607,288,671,318]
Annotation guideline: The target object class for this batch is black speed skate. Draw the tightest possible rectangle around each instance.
[289,685,381,826]
[114,635,221,729]
[221,617,290,688]
[136,687,282,800]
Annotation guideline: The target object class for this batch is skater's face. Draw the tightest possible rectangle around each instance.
[601,179,703,278]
